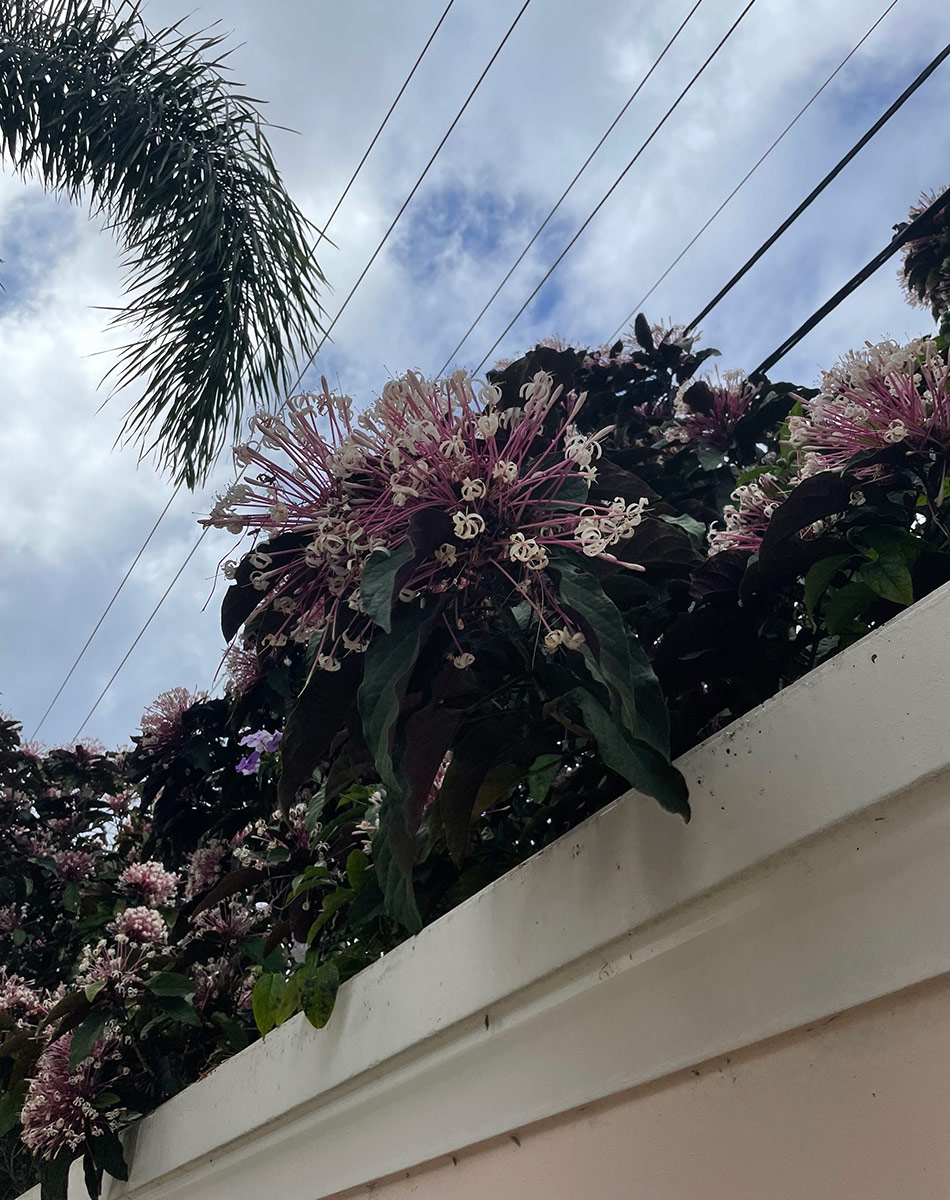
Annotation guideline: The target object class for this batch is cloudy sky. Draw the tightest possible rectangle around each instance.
[1,0,947,750]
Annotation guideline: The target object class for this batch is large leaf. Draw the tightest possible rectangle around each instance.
[803,554,853,622]
[357,601,438,791]
[39,1149,72,1200]
[436,720,506,864]
[69,1012,109,1071]
[251,972,283,1037]
[278,658,361,809]
[553,553,670,754]
[299,961,340,1029]
[568,689,689,820]
[360,542,415,633]
[757,472,852,570]
[89,1128,129,1183]
[371,809,422,933]
[857,526,921,607]
[0,1080,26,1137]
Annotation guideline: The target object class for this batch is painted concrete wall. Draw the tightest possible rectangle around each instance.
[333,973,950,1200]
[20,583,950,1200]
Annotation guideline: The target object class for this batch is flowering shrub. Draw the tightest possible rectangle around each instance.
[4,189,950,1200]
[899,187,950,334]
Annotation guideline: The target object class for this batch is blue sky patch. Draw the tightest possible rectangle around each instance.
[0,190,78,310]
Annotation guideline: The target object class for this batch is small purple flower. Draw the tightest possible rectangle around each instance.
[235,750,262,776]
[239,730,283,754]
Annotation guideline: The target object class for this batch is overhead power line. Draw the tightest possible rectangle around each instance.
[35,1,460,743]
[471,0,760,377]
[684,38,950,335]
[751,185,950,378]
[312,0,458,249]
[70,0,535,742]
[607,0,901,345]
[435,0,706,378]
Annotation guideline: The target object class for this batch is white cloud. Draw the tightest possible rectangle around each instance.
[2,0,947,746]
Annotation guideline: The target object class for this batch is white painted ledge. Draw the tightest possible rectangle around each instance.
[22,581,950,1200]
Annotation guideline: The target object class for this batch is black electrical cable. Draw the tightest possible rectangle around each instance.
[434,0,706,379]
[751,186,950,379]
[606,0,900,346]
[37,6,461,742]
[471,0,759,378]
[70,0,535,741]
[685,39,950,336]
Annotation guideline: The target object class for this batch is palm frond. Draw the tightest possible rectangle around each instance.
[0,0,326,486]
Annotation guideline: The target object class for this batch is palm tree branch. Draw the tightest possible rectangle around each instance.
[0,0,326,486]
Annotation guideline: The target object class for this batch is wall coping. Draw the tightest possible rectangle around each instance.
[22,581,950,1199]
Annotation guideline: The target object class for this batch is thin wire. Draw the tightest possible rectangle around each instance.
[471,0,759,377]
[71,0,535,741]
[312,0,458,248]
[685,38,950,335]
[285,0,535,393]
[72,533,210,742]
[37,2,458,742]
[751,185,950,378]
[435,0,706,379]
[29,490,179,739]
[606,0,900,345]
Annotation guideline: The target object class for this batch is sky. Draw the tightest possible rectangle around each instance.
[0,0,947,750]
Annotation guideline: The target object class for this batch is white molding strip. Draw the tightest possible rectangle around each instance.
[22,582,950,1200]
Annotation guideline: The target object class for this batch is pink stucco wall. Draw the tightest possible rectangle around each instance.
[332,972,950,1200]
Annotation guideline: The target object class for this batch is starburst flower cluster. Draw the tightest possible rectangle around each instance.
[708,470,799,556]
[899,187,950,320]
[0,969,47,1026]
[184,841,230,901]
[205,370,649,670]
[139,687,207,751]
[670,371,759,448]
[111,906,168,946]
[21,1031,126,1159]
[787,338,950,473]
[118,861,179,908]
[53,849,95,882]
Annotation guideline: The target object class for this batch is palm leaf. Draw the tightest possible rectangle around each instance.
[0,0,326,486]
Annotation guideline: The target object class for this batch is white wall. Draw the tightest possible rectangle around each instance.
[21,581,950,1200]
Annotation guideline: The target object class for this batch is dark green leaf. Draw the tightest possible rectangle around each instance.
[251,972,283,1037]
[89,1127,129,1182]
[657,512,706,544]
[859,555,913,606]
[824,582,877,636]
[299,961,340,1029]
[803,554,853,621]
[278,658,361,809]
[145,972,195,998]
[83,1150,102,1200]
[0,1080,26,1137]
[345,849,370,891]
[360,543,415,633]
[568,688,689,820]
[156,995,202,1026]
[69,1012,109,1071]
[372,810,422,933]
[357,601,435,790]
[305,887,354,942]
[436,721,506,864]
[527,754,561,804]
[553,553,670,754]
[39,1149,72,1200]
